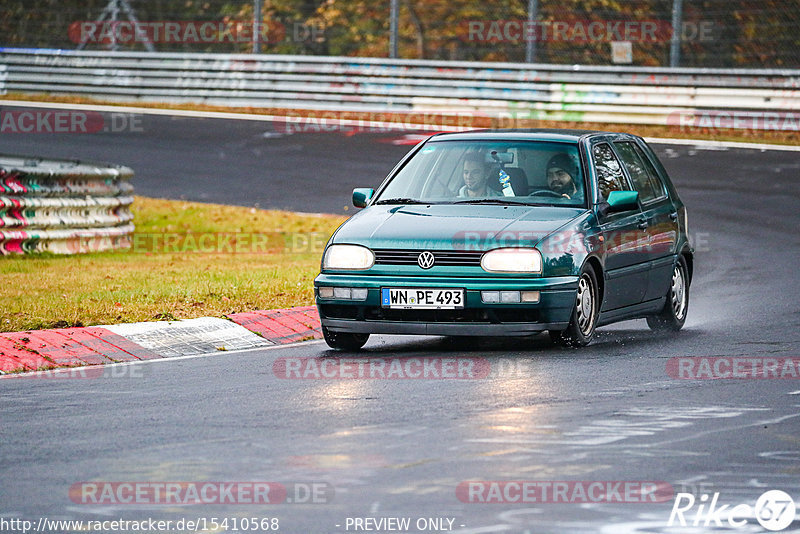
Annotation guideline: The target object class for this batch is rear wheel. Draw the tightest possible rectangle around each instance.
[647,255,689,332]
[550,265,599,347]
[322,326,369,350]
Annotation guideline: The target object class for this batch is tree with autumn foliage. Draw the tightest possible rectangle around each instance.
[0,0,797,67]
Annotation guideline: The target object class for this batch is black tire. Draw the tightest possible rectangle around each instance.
[550,265,599,347]
[647,255,689,332]
[322,326,369,350]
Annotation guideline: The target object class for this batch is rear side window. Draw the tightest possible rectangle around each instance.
[592,143,626,201]
[614,142,666,203]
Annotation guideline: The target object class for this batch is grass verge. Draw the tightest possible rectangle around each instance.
[0,196,346,333]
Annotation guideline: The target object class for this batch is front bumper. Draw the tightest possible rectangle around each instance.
[314,273,577,336]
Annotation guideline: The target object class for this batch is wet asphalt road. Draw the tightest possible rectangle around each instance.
[1,108,800,533]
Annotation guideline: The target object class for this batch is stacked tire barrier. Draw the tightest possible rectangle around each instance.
[1,48,799,130]
[0,156,134,254]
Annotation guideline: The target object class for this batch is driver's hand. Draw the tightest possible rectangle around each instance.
[561,193,571,199]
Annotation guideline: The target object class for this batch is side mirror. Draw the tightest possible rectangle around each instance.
[606,190,639,213]
[352,188,374,208]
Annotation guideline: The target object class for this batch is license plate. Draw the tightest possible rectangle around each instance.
[381,288,464,309]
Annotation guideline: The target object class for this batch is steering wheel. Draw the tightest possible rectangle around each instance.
[529,189,565,198]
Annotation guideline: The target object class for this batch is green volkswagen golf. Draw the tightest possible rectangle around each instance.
[315,129,692,350]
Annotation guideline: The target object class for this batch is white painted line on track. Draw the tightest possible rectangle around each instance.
[0,99,470,132]
[123,337,325,366]
[643,136,800,152]
[2,99,797,151]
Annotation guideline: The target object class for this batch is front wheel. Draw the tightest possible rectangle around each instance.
[647,256,689,332]
[550,266,599,347]
[322,326,369,351]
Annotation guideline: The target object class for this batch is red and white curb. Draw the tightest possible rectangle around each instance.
[0,306,322,375]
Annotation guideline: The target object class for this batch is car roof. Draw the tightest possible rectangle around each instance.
[427,128,626,143]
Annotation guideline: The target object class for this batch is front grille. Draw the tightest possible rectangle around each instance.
[319,304,539,324]
[365,307,489,323]
[373,249,484,267]
[318,304,359,320]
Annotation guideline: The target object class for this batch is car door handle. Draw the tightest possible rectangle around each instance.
[637,219,648,229]
[669,212,679,221]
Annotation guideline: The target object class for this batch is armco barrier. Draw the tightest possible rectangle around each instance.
[1,48,799,130]
[0,155,134,254]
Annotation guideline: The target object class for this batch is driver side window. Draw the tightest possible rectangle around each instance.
[592,143,626,201]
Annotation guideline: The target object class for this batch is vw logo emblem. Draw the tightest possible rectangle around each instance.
[417,251,435,269]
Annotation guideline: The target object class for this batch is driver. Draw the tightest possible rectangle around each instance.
[458,154,502,198]
[545,153,580,199]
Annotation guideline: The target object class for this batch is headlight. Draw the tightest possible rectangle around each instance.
[323,244,375,270]
[481,248,542,273]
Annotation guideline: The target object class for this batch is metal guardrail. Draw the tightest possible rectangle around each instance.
[0,155,134,254]
[1,48,799,129]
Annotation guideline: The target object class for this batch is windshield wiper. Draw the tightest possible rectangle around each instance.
[374,197,429,205]
[453,198,533,206]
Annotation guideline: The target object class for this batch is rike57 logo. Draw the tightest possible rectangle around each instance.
[668,490,796,531]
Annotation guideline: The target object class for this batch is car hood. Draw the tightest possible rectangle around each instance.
[331,204,588,251]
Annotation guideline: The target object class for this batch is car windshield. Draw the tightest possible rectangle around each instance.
[375,140,586,207]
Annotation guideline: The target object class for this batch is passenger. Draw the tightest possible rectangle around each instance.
[458,154,502,198]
